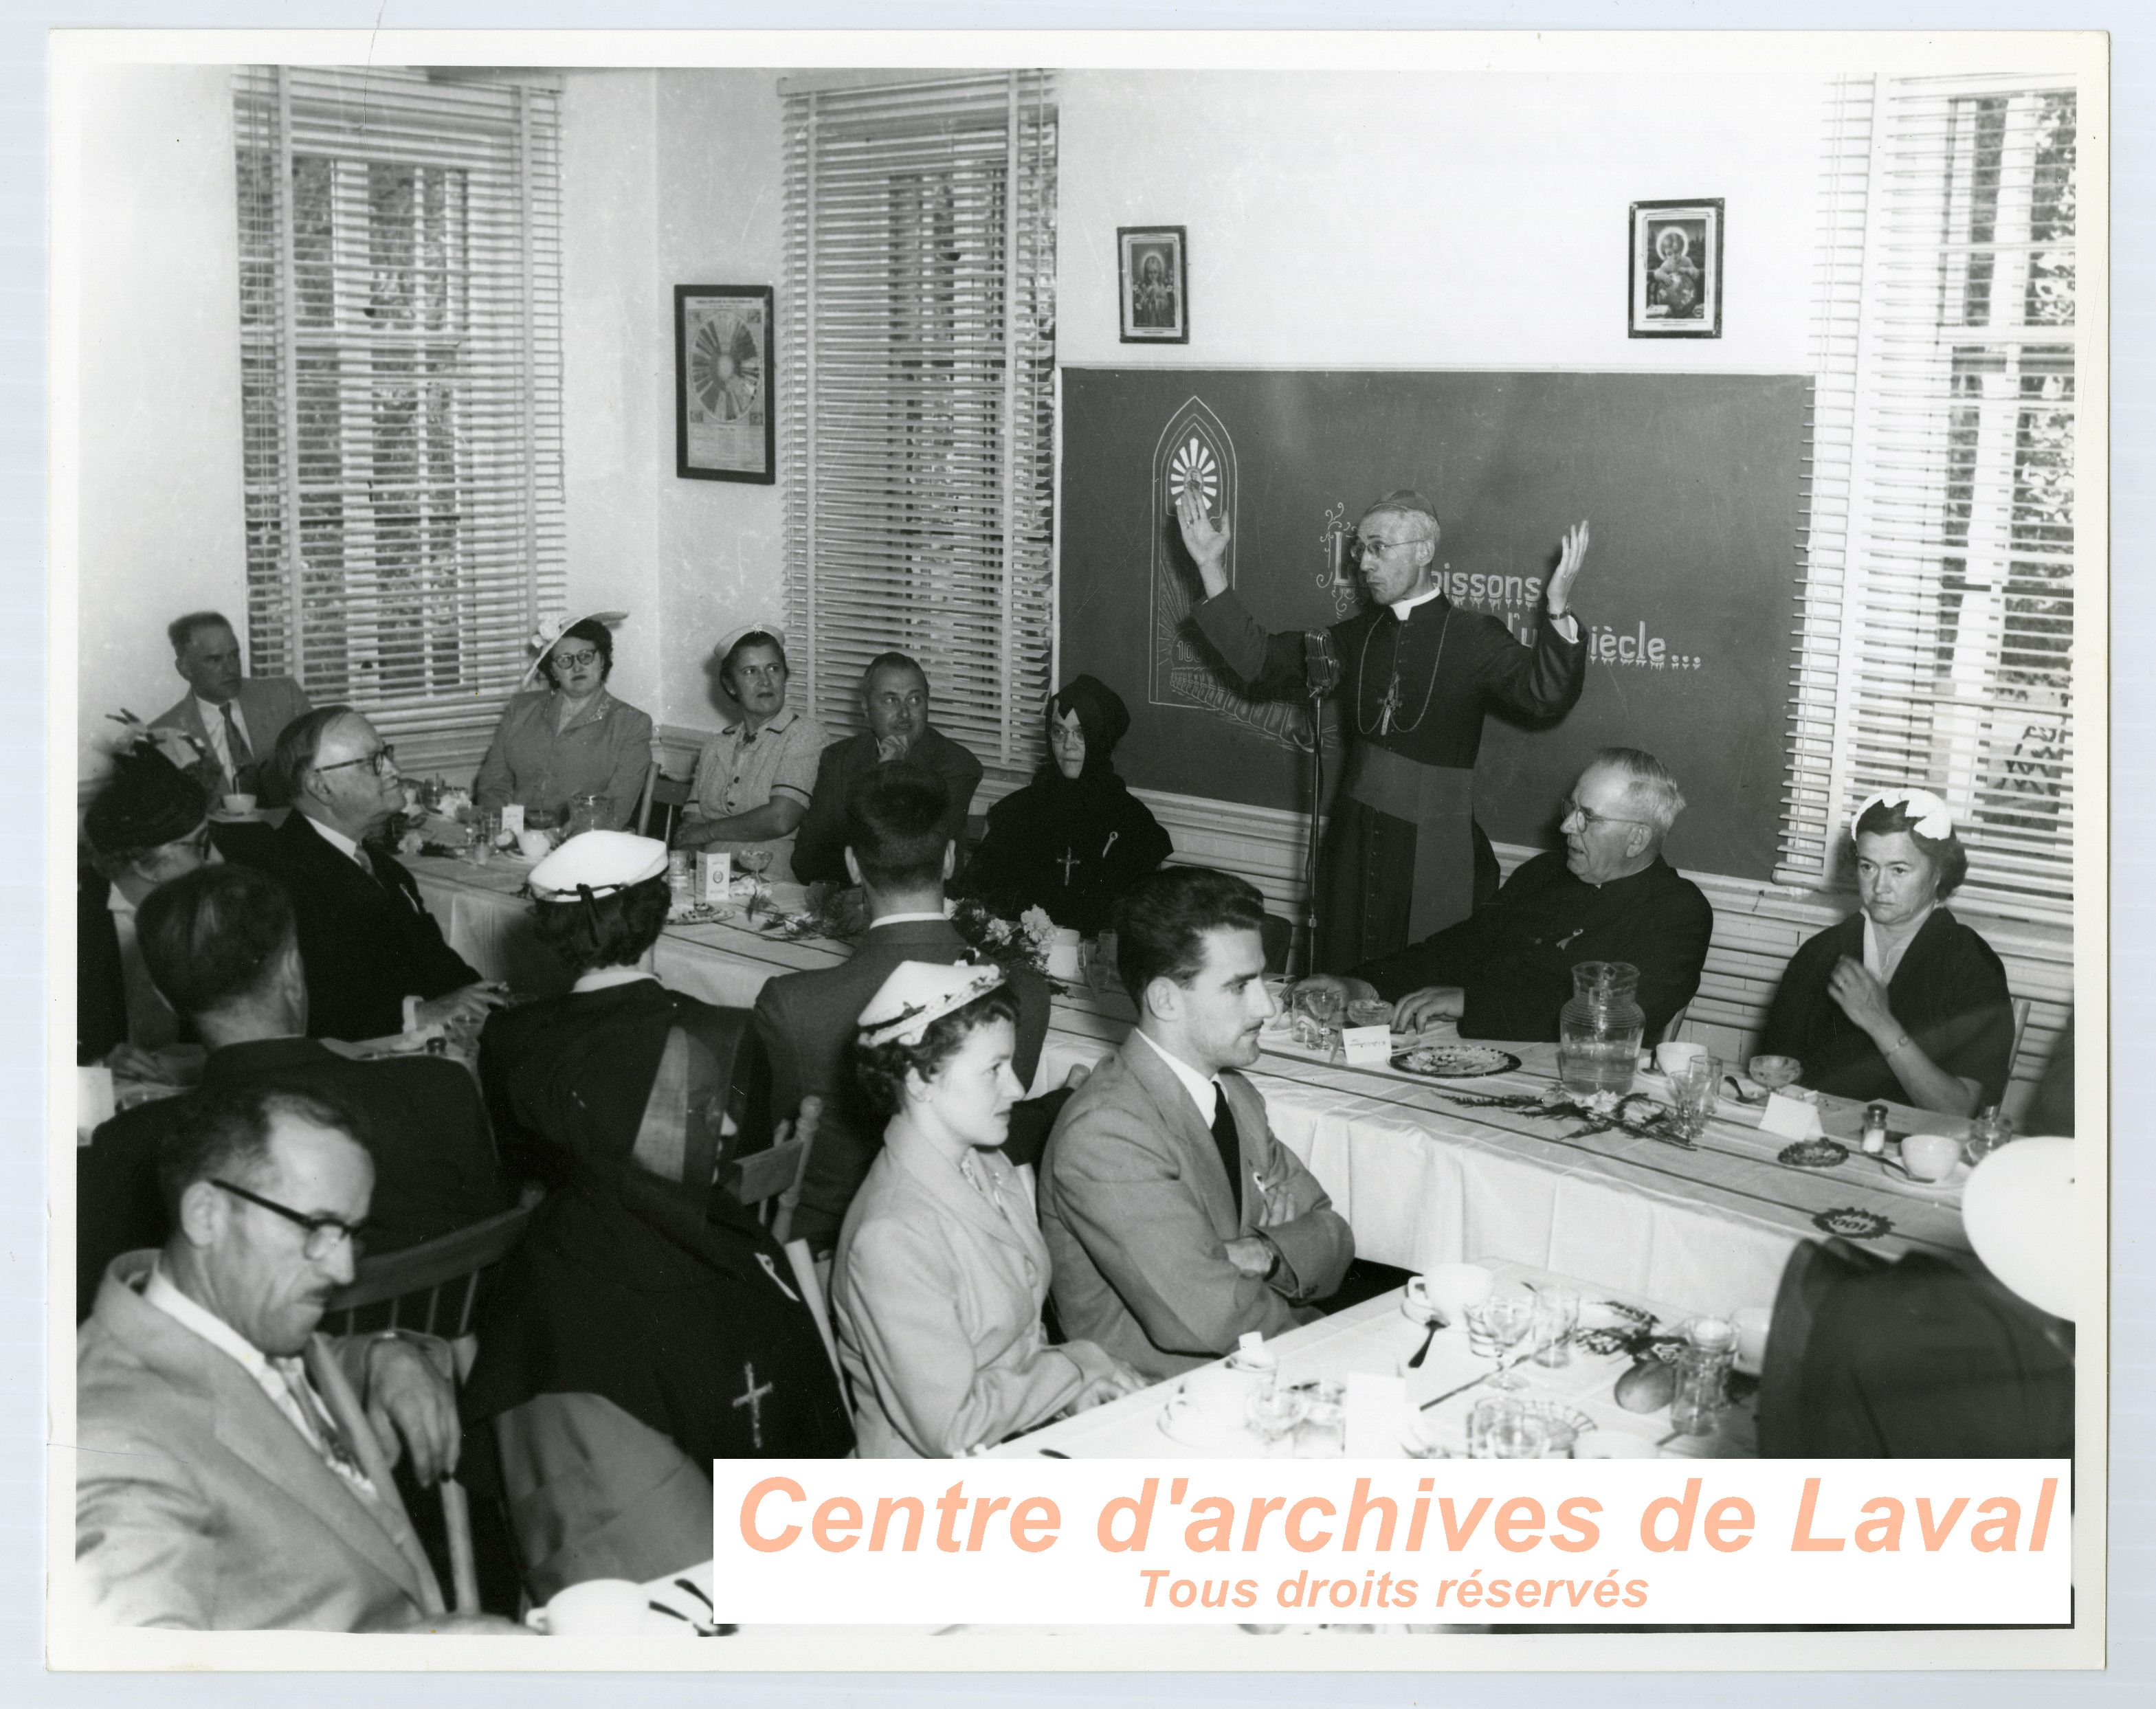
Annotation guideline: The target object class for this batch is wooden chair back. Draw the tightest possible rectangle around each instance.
[638,768,694,840]
[719,1093,823,1247]
[2008,996,2034,1091]
[320,1202,536,1354]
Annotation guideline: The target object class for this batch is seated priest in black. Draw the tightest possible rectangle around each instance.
[962,675,1173,937]
[78,864,511,1319]
[79,730,223,1065]
[462,830,853,1600]
[1757,788,2014,1117]
[753,763,1054,1256]
[1757,1137,2074,1458]
[230,706,506,1044]
[1302,747,1713,1045]
[791,652,984,885]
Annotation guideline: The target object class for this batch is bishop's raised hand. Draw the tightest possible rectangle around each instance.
[1545,519,1591,618]
[1173,487,1233,599]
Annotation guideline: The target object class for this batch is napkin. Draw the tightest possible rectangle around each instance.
[1759,1091,1825,1140]
[78,1066,115,1146]
[1344,1372,1414,1457]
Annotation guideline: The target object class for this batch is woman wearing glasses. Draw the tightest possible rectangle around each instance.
[474,610,655,833]
[961,675,1171,936]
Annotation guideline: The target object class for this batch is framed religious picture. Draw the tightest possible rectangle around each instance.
[1118,226,1189,344]
[1628,199,1724,338]
[675,284,775,482]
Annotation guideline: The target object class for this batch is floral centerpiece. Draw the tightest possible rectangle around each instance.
[758,889,1060,983]
[1433,1085,1700,1148]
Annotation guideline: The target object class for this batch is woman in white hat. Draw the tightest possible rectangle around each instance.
[674,623,827,871]
[474,610,655,832]
[462,831,854,1594]
[1758,790,2016,1115]
[832,961,1144,1456]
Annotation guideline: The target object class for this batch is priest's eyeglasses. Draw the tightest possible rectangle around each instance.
[212,1180,370,1260]
[313,744,398,779]
[1559,798,1652,831]
[1354,535,1416,559]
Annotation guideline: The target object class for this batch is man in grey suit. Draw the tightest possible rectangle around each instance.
[152,610,313,806]
[1040,867,1354,1380]
[74,1079,523,1631]
[753,762,1050,1253]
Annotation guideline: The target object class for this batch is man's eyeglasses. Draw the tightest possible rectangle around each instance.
[1355,536,1416,559]
[313,744,397,779]
[212,1179,370,1261]
[1560,798,1652,831]
[549,647,601,671]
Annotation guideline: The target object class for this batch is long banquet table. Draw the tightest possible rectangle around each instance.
[407,850,1971,1314]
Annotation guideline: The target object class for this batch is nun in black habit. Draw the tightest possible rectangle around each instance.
[964,675,1172,937]
[460,831,852,1600]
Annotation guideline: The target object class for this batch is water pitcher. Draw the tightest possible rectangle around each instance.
[1557,961,1645,1096]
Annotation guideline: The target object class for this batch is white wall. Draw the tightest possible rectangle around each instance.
[649,69,788,735]
[1057,69,1821,372]
[559,71,664,722]
[63,63,248,785]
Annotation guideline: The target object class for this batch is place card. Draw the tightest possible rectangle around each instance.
[500,804,524,836]
[1340,1023,1392,1066]
[1760,1090,1825,1141]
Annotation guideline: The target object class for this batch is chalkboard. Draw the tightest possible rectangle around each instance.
[1058,368,1809,880]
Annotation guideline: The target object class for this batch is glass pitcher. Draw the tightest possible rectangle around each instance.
[566,791,608,838]
[1557,961,1645,1096]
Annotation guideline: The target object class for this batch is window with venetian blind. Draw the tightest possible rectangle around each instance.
[779,71,1058,777]
[1785,74,2080,925]
[232,67,564,776]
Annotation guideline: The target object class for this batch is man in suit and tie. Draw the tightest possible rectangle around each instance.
[754,762,1050,1254]
[74,1079,525,1631]
[230,706,505,1044]
[78,863,511,1317]
[1039,866,1355,1380]
[151,611,313,807]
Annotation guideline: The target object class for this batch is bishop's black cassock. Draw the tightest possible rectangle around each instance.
[1194,588,1586,972]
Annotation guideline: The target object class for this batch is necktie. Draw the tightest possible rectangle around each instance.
[271,1357,376,1495]
[219,701,254,781]
[1209,1083,1244,1222]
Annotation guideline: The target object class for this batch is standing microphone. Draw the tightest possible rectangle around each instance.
[1302,629,1342,699]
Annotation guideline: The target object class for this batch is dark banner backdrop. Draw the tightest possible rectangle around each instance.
[1058,368,1810,881]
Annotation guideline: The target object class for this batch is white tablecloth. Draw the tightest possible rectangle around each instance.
[408,856,1967,1310]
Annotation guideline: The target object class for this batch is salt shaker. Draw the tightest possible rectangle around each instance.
[1861,1102,1889,1156]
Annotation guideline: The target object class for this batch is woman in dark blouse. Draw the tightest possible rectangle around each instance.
[1759,790,2015,1115]
[964,675,1172,936]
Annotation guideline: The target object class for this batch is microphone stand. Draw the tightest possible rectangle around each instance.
[1303,686,1325,979]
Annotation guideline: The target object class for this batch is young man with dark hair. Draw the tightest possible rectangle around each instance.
[1039,864,1354,1381]
[78,864,509,1318]
[753,762,1050,1253]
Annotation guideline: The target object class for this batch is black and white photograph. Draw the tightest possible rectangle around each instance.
[36,20,2112,1686]
[1630,198,1724,336]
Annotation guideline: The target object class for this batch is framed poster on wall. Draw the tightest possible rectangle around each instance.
[675,284,775,482]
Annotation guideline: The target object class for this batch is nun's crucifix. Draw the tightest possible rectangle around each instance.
[733,1363,774,1449]
[1056,847,1080,885]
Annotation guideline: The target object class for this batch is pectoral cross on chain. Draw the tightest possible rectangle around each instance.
[1056,847,1080,885]
[733,1362,775,1449]
[1376,673,1403,736]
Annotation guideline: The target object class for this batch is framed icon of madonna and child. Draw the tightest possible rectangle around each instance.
[1629,199,1724,338]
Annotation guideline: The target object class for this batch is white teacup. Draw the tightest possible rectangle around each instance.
[1654,1040,1705,1077]
[1902,1132,1963,1182]
[530,1577,649,1635]
[516,827,556,862]
[1184,1361,1263,1422]
[1406,1264,1494,1325]
[221,792,257,816]
[1046,928,1083,981]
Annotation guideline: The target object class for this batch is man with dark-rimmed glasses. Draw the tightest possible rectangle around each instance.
[75,1082,526,1631]
[1298,747,1713,1045]
[226,706,504,1043]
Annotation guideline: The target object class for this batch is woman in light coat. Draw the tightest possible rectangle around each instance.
[832,961,1144,1457]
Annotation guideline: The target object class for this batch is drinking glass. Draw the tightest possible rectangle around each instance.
[1346,997,1396,1031]
[737,846,774,915]
[1468,1396,1551,1459]
[1964,1105,2014,1163]
[1466,1286,1537,1389]
[1670,1053,1722,1139]
[1294,1381,1346,1459]
[1747,1054,1803,1093]
[1531,1284,1582,1369]
[1246,1385,1308,1455]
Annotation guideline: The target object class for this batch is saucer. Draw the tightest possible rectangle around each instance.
[1157,1396,1243,1446]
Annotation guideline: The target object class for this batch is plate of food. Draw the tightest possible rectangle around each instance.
[1777,1139,1851,1170]
[1389,1042,1522,1080]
